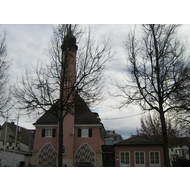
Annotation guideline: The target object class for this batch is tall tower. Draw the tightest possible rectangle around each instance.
[59,25,78,166]
[61,25,78,90]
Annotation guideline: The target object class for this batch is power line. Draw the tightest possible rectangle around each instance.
[101,112,145,120]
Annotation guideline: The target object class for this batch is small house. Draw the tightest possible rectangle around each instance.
[114,135,164,167]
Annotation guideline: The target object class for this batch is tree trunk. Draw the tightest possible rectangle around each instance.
[151,24,171,167]
[58,116,63,167]
[58,84,64,167]
[58,59,64,167]
[159,108,170,166]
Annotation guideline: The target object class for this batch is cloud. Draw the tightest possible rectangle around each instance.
[1,24,52,84]
[1,24,190,140]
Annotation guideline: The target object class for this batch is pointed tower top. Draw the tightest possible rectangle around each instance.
[63,24,76,45]
[61,24,78,52]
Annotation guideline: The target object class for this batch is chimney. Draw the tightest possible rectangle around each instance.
[113,130,115,134]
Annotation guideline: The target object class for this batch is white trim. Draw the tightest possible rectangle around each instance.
[75,124,102,128]
[38,142,57,154]
[120,151,130,167]
[45,128,53,137]
[149,151,161,167]
[134,151,145,167]
[37,142,57,167]
[81,128,89,137]
[33,124,58,128]
[74,142,96,166]
[75,142,95,155]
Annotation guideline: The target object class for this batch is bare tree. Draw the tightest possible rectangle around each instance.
[12,24,113,166]
[171,68,190,136]
[0,31,11,117]
[113,24,190,166]
[137,112,179,147]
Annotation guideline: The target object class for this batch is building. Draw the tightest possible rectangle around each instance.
[169,137,190,166]
[33,94,105,166]
[104,130,123,145]
[32,27,105,167]
[102,130,123,167]
[0,122,35,167]
[114,135,164,167]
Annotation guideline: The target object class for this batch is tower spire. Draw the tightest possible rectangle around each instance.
[61,24,78,52]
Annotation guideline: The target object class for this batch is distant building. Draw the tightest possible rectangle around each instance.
[0,122,35,167]
[104,130,123,145]
[169,137,190,166]
[102,130,123,167]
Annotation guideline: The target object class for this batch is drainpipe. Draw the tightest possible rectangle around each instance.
[3,112,8,167]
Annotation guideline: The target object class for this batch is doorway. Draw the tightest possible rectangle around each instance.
[102,145,115,167]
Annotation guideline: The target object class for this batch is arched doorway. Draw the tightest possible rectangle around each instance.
[38,143,57,167]
[74,143,95,167]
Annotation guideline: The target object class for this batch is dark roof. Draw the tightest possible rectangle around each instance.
[114,135,163,146]
[75,95,101,125]
[34,94,102,126]
[1,122,35,146]
[34,103,59,125]
[171,137,190,147]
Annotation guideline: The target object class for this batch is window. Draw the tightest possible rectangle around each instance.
[78,128,92,137]
[45,129,53,137]
[120,152,130,167]
[135,152,145,166]
[42,128,56,137]
[81,129,88,137]
[149,151,160,167]
[105,139,113,145]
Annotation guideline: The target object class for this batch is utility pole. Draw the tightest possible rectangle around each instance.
[3,112,8,167]
[12,114,19,167]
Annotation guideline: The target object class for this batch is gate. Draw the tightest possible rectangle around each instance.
[102,145,115,167]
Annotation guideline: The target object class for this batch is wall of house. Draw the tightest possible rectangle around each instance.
[19,141,29,152]
[0,125,14,142]
[33,127,57,151]
[115,145,164,167]
[74,126,104,166]
[0,150,25,167]
[169,146,189,162]
[74,127,104,152]
[61,113,75,166]
[33,127,58,166]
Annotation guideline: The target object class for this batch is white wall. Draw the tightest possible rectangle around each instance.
[0,150,25,167]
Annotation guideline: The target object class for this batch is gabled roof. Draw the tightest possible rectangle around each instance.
[34,94,102,126]
[1,122,35,146]
[114,135,163,146]
[34,103,59,125]
[170,137,190,147]
[75,95,101,125]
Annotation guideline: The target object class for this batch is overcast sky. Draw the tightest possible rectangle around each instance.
[0,24,190,139]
